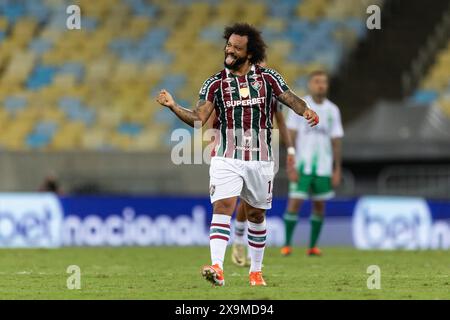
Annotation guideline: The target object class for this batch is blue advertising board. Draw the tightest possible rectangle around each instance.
[0,193,449,249]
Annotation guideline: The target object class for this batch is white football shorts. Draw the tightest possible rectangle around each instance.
[209,157,275,210]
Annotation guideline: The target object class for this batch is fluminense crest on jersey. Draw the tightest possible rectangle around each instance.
[250,80,262,91]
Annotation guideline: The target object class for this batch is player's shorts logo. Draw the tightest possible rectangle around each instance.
[209,185,216,197]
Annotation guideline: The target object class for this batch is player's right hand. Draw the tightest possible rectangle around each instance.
[303,108,319,127]
[156,89,175,108]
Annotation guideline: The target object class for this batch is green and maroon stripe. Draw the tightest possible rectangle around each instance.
[210,223,231,241]
[247,227,266,248]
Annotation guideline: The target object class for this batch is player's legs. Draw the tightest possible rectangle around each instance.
[239,160,273,286]
[231,200,250,267]
[242,201,267,286]
[210,194,240,269]
[307,175,333,256]
[234,200,247,244]
[203,157,243,286]
[282,168,311,255]
[281,198,304,255]
[308,200,325,254]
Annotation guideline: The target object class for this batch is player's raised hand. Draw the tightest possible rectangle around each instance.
[156,89,175,108]
[303,109,319,127]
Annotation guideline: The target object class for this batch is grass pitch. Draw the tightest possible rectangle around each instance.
[0,247,448,299]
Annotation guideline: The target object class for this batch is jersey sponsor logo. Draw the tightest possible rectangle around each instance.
[199,75,219,95]
[225,97,266,107]
[265,68,287,87]
[234,131,261,152]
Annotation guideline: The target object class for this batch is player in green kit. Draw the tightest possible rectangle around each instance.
[281,70,344,257]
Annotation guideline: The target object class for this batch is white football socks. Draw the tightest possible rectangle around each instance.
[247,219,267,272]
[209,214,231,269]
[233,220,246,245]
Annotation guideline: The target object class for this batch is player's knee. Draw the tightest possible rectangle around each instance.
[312,201,325,215]
[246,209,265,223]
[213,198,236,215]
[287,198,303,213]
[236,202,247,221]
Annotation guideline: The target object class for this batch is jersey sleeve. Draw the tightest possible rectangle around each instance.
[263,68,290,97]
[198,74,220,103]
[330,106,344,138]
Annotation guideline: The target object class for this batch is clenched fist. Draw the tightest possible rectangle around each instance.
[303,108,319,127]
[156,89,175,108]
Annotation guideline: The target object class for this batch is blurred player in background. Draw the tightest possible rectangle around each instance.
[281,70,344,257]
[157,23,319,287]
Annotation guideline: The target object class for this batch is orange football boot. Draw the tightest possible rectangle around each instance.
[307,247,322,256]
[280,246,292,256]
[201,264,225,286]
[249,271,267,286]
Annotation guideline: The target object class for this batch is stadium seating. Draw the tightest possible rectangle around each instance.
[0,0,374,151]
[410,39,450,118]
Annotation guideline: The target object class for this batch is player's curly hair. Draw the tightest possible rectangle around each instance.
[223,23,267,65]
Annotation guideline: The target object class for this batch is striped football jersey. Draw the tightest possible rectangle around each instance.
[199,64,289,161]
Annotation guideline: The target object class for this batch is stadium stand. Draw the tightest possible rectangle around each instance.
[0,0,379,151]
[411,38,450,117]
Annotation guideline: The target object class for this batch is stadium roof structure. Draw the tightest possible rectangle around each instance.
[343,101,450,161]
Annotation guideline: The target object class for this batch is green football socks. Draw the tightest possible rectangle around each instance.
[283,212,298,246]
[309,213,324,248]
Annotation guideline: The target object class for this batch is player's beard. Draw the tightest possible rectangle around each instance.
[315,92,327,99]
[224,53,247,70]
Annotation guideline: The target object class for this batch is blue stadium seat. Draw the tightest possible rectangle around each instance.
[29,38,53,55]
[59,62,85,82]
[80,17,98,31]
[59,97,95,125]
[26,121,58,149]
[24,1,50,23]
[26,64,57,90]
[411,90,439,105]
[2,1,25,24]
[118,122,143,136]
[4,96,27,114]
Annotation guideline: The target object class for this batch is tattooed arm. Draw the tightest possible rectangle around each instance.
[278,90,319,127]
[156,89,214,127]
